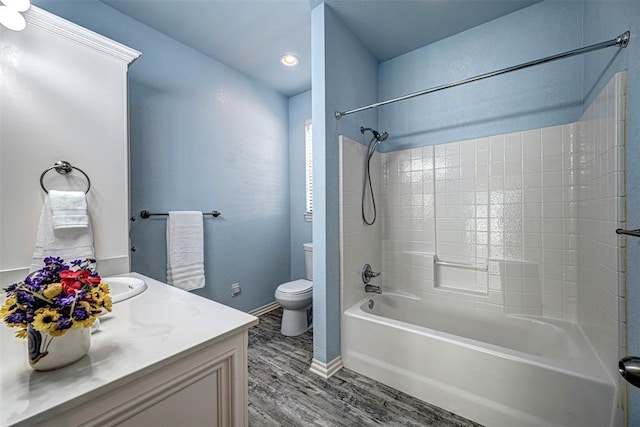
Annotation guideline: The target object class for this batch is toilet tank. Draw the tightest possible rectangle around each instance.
[303,243,313,281]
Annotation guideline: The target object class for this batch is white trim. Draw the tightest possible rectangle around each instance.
[249,301,280,317]
[309,356,343,379]
[304,120,313,217]
[25,6,141,65]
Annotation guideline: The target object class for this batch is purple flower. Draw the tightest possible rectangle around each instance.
[72,307,90,320]
[57,294,76,307]
[16,291,35,306]
[6,311,26,324]
[56,316,72,330]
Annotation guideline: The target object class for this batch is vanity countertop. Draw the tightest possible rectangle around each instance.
[0,273,258,427]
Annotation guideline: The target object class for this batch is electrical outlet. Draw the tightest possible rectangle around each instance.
[231,283,241,297]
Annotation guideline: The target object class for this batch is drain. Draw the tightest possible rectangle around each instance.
[368,299,374,309]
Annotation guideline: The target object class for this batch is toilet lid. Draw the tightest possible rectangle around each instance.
[277,279,312,295]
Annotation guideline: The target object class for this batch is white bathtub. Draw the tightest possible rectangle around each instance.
[342,293,617,427]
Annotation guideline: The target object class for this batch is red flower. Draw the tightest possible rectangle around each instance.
[61,278,82,294]
[59,270,81,279]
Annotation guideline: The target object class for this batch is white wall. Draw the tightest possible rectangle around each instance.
[0,8,137,283]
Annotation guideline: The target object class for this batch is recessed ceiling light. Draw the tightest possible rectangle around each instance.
[280,54,299,67]
[0,6,26,31]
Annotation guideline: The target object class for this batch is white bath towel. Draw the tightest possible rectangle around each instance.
[166,211,205,291]
[48,190,89,230]
[30,196,95,273]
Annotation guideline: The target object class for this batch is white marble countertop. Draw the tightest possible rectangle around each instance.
[0,273,258,427]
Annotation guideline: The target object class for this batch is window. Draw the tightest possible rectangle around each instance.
[304,120,313,221]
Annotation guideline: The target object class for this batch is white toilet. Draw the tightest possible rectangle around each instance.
[275,243,313,336]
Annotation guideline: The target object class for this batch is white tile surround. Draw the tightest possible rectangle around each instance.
[379,123,582,319]
[339,136,382,313]
[339,72,626,384]
[576,72,627,387]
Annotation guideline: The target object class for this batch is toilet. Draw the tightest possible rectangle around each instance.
[275,243,313,336]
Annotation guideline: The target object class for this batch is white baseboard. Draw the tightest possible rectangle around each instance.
[309,355,343,379]
[249,301,280,317]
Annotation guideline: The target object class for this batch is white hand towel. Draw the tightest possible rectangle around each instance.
[30,196,95,272]
[48,190,89,230]
[166,211,205,291]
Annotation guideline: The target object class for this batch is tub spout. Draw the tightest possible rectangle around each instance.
[365,284,382,294]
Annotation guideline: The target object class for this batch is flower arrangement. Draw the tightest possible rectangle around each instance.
[1,257,112,339]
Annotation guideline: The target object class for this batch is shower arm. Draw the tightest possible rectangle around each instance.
[335,31,630,120]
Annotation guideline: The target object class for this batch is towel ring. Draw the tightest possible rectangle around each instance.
[39,160,91,194]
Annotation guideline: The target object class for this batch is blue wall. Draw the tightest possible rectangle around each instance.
[34,0,291,312]
[377,0,583,151]
[311,3,378,364]
[582,2,640,423]
[289,90,313,280]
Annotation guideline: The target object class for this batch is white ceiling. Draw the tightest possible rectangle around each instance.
[100,0,540,97]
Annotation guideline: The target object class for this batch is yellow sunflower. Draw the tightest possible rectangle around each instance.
[99,282,110,294]
[102,294,113,312]
[43,283,62,299]
[48,327,69,337]
[0,296,19,320]
[71,314,96,329]
[90,288,104,305]
[32,308,60,331]
[71,302,96,329]
[15,328,27,339]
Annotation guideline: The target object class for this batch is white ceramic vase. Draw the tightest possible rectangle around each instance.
[28,326,91,371]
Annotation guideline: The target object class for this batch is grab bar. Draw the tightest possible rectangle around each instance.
[434,258,488,272]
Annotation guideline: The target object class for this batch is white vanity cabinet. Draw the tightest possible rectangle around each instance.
[47,332,249,427]
[1,274,258,427]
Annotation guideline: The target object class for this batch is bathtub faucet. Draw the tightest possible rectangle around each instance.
[365,284,382,294]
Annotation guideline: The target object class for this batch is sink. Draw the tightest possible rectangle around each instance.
[103,276,147,303]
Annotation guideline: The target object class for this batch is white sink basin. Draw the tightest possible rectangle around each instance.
[103,277,147,303]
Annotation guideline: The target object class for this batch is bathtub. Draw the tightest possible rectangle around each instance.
[342,293,617,427]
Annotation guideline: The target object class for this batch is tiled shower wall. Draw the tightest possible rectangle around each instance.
[381,124,579,319]
[576,72,626,383]
[339,137,382,313]
[376,72,625,326]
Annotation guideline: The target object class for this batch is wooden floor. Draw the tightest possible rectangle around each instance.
[248,308,481,427]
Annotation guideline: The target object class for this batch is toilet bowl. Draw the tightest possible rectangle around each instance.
[275,243,313,336]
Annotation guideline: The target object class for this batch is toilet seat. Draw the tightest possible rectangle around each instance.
[277,279,312,295]
[275,279,312,302]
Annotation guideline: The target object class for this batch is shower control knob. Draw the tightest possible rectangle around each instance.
[619,356,640,388]
[362,264,380,284]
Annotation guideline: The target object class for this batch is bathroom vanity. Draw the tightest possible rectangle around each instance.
[0,273,258,427]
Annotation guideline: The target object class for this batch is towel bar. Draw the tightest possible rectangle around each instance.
[140,210,221,218]
[39,160,91,194]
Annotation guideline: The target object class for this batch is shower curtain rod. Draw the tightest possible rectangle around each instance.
[334,31,630,120]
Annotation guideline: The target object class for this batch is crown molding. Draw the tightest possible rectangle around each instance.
[24,6,141,65]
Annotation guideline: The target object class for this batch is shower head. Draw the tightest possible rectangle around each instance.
[360,126,389,143]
